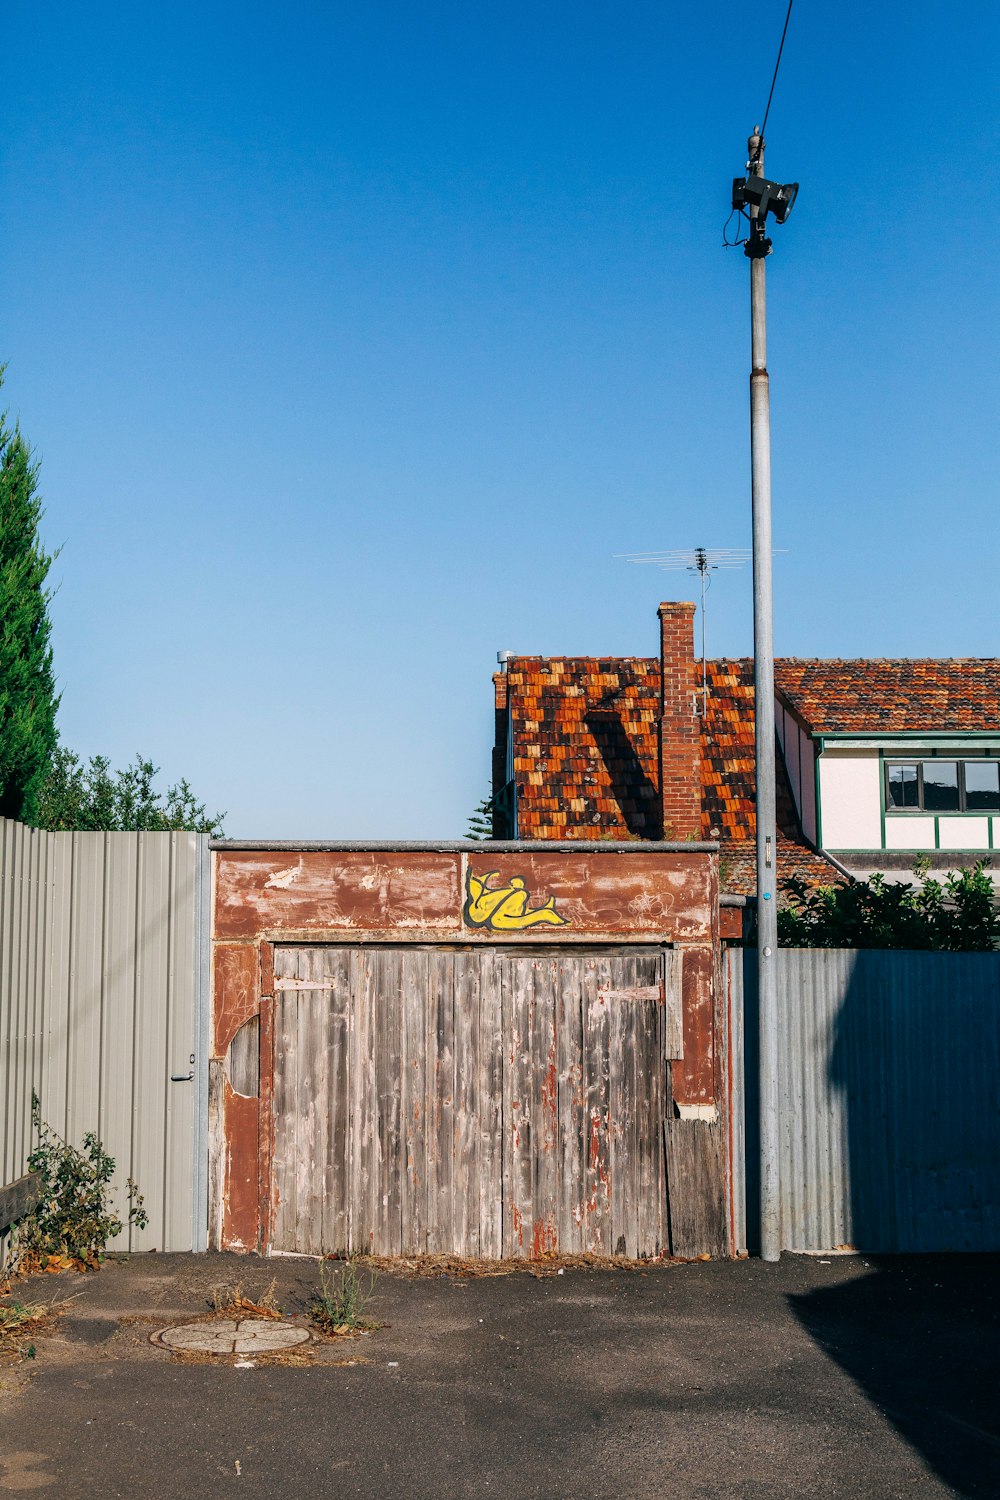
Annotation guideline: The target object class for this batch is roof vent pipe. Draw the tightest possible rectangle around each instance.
[497,650,512,672]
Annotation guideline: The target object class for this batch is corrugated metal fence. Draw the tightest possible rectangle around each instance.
[730,948,1000,1253]
[0,818,209,1257]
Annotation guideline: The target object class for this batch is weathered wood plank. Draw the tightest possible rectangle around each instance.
[663,1119,728,1258]
[518,957,539,1258]
[291,980,312,1256]
[629,960,648,1258]
[435,950,457,1255]
[226,1015,259,1099]
[531,957,559,1257]
[627,953,646,1256]
[452,953,478,1257]
[357,949,379,1253]
[346,948,362,1252]
[271,992,295,1251]
[330,947,352,1255]
[632,954,658,1257]
[0,1172,42,1236]
[608,966,630,1255]
[379,949,403,1255]
[556,957,584,1254]
[582,956,612,1253]
[402,948,427,1253]
[501,956,530,1256]
[320,948,347,1254]
[664,948,684,1060]
[480,950,504,1259]
[304,950,327,1257]
[423,951,439,1253]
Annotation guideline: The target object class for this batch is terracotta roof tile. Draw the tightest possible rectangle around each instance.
[776,659,1000,734]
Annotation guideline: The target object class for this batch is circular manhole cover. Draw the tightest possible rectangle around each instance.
[151,1319,312,1355]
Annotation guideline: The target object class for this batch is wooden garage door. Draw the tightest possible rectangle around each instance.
[269,944,680,1259]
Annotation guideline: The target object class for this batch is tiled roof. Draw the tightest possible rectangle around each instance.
[700,659,756,844]
[720,838,843,899]
[505,655,838,896]
[507,658,661,839]
[776,659,1000,734]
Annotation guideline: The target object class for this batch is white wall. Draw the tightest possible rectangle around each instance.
[775,700,818,845]
[938,817,991,850]
[884,816,936,850]
[817,747,1000,854]
[799,737,817,844]
[818,753,882,849]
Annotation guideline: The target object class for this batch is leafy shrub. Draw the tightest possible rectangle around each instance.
[778,859,1000,951]
[36,747,223,834]
[12,1095,148,1270]
[310,1260,379,1334]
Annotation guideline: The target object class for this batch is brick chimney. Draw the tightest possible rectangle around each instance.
[658,602,702,840]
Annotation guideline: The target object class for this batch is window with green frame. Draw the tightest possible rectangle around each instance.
[885,760,1000,814]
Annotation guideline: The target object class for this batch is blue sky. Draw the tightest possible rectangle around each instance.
[3,2,997,836]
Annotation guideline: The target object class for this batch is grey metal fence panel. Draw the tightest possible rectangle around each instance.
[735,947,1000,1253]
[777,949,853,1252]
[0,820,208,1259]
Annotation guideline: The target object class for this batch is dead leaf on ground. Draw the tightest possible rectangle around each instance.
[332,1251,685,1280]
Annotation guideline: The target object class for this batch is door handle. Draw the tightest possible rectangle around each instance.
[170,1072,194,1082]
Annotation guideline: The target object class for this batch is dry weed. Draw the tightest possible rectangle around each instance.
[167,1345,319,1368]
[337,1250,682,1279]
[208,1278,283,1318]
[0,1299,61,1364]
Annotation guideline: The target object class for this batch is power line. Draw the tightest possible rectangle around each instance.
[759,0,795,144]
[729,0,795,242]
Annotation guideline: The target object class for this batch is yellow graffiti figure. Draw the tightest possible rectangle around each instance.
[463,870,569,931]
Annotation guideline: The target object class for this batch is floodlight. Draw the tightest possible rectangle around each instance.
[731,175,799,225]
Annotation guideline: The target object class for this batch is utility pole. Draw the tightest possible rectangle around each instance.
[746,126,780,1263]
[731,130,797,1262]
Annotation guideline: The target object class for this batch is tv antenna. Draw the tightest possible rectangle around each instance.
[616,546,753,713]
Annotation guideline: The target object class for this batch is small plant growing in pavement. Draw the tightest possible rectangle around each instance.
[310,1259,380,1335]
[11,1094,147,1272]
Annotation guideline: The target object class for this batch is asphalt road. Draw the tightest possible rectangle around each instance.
[1,1251,997,1499]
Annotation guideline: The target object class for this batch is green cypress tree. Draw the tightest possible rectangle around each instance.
[466,791,495,840]
[0,387,59,823]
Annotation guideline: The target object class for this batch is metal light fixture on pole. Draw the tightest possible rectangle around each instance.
[731,129,798,1262]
